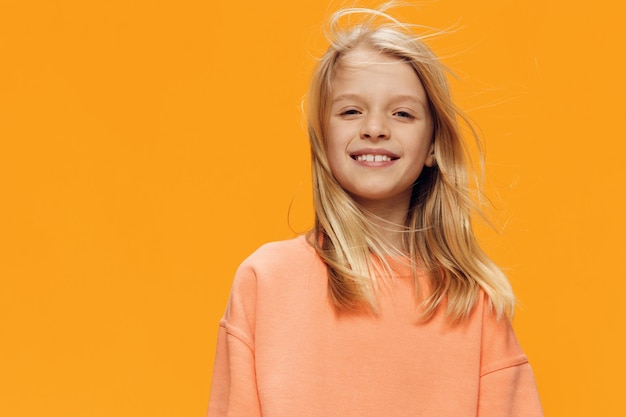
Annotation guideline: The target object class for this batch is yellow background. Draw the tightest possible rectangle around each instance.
[1,0,624,415]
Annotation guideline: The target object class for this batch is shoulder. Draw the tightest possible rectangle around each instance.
[239,235,318,275]
[473,291,529,376]
[248,235,313,260]
[232,235,322,292]
[223,235,326,334]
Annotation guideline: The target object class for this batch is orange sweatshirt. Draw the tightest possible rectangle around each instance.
[208,236,543,416]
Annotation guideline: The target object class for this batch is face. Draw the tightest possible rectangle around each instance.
[325,46,435,211]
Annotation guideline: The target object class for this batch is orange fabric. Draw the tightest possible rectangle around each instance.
[208,236,543,416]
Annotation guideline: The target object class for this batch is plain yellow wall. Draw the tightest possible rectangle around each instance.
[1,0,625,416]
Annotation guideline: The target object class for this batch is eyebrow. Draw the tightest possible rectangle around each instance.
[331,93,427,107]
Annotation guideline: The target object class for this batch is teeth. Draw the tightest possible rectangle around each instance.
[356,154,392,162]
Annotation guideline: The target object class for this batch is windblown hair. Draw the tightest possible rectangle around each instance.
[306,5,515,322]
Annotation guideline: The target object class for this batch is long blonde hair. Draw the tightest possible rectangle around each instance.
[306,5,515,322]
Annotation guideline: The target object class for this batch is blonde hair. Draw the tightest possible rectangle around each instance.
[306,5,515,322]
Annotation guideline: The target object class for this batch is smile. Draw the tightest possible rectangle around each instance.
[353,154,394,162]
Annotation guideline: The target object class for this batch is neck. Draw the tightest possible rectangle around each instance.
[355,195,411,253]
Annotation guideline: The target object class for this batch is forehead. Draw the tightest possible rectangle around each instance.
[330,46,427,102]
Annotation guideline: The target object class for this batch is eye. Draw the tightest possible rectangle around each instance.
[340,108,361,117]
[394,110,415,119]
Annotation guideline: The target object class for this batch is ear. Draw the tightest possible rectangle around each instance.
[424,142,436,167]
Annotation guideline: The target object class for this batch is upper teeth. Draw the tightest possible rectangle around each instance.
[356,154,392,162]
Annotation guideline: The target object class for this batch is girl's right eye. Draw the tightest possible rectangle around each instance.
[340,109,361,116]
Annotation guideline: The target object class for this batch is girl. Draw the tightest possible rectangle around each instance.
[208,5,543,417]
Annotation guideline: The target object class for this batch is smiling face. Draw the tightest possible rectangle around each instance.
[325,46,435,213]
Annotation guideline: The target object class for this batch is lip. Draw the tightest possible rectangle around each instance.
[349,148,400,160]
[349,148,399,167]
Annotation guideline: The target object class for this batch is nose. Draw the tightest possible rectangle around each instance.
[360,112,389,140]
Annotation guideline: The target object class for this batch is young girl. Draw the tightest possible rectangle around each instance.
[208,6,543,417]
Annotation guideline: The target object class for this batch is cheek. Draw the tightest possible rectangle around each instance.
[325,142,344,179]
[324,125,346,169]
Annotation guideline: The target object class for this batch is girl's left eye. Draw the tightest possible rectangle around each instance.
[394,111,414,119]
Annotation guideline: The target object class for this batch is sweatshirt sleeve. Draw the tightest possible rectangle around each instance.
[477,362,543,416]
[477,303,543,417]
[208,263,262,417]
